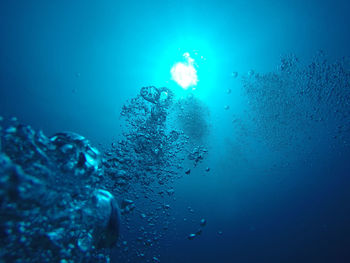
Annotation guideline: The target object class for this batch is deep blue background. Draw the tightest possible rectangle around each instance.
[1,1,350,262]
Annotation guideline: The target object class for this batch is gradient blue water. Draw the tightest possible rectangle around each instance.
[1,1,350,262]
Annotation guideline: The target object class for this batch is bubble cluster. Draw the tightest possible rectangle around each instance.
[0,86,211,262]
[240,52,350,153]
[103,86,210,262]
[171,95,211,144]
[0,122,119,262]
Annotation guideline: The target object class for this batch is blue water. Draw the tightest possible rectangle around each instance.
[1,0,350,262]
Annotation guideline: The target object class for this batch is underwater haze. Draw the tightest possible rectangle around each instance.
[1,0,350,262]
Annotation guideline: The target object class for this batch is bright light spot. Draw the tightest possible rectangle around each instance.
[171,53,198,90]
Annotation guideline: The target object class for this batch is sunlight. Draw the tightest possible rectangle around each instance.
[170,52,198,90]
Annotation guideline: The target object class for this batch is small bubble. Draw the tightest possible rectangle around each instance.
[248,70,255,76]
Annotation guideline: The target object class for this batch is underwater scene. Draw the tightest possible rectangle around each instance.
[1,0,350,262]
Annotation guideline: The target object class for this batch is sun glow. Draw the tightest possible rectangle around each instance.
[170,52,198,90]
